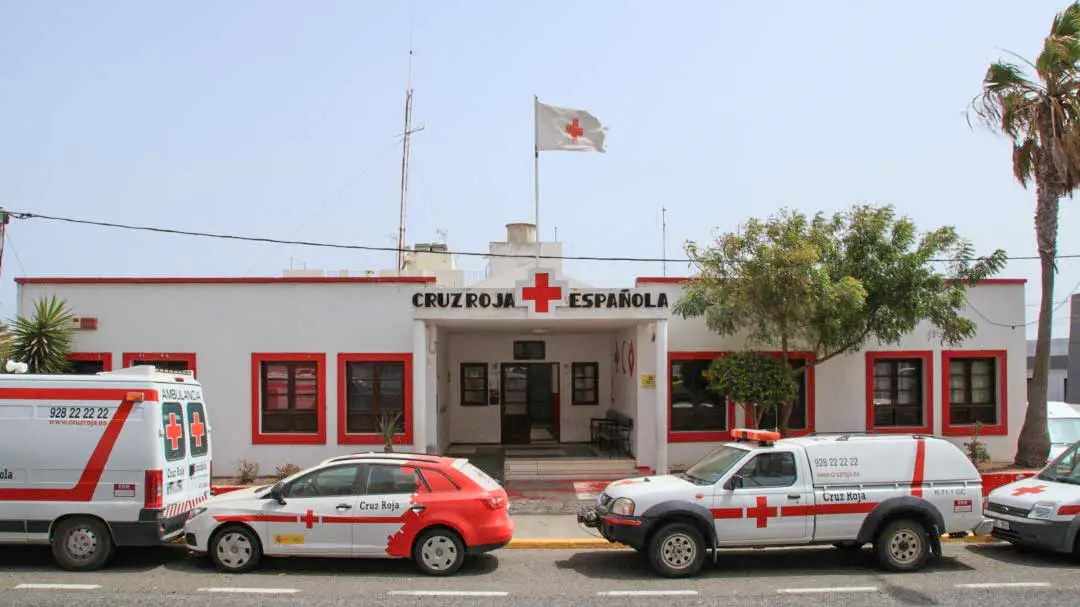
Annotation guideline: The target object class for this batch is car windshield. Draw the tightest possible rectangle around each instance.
[1038,442,1080,485]
[681,445,750,484]
[1049,418,1080,445]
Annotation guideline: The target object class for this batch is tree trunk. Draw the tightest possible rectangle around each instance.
[778,342,795,436]
[1015,161,1060,467]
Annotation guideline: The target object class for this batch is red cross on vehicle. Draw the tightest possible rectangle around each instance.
[746,496,778,529]
[565,117,584,143]
[301,509,319,529]
[189,412,206,448]
[1011,485,1048,496]
[164,413,184,451]
[521,272,563,313]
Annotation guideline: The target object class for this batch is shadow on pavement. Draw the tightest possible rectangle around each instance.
[964,543,1080,569]
[0,545,182,574]
[170,551,501,578]
[555,546,973,580]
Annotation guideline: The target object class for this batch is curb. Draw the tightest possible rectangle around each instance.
[505,535,998,549]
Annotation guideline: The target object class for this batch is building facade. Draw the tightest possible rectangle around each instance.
[15,223,1029,474]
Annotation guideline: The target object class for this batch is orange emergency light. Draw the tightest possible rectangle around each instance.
[124,391,145,402]
[731,428,781,445]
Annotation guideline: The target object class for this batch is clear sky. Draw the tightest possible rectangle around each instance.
[0,1,1075,339]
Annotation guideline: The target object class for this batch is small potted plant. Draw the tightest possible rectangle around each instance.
[375,411,402,453]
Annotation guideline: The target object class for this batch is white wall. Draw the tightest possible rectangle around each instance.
[18,281,419,474]
[652,280,1029,468]
[442,331,614,443]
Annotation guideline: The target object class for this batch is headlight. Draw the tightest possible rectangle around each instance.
[1029,502,1056,520]
[188,506,208,520]
[611,497,635,516]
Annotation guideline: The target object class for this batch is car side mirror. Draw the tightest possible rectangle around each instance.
[268,482,287,505]
[724,474,743,491]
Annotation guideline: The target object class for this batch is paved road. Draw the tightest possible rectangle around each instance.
[0,542,1077,605]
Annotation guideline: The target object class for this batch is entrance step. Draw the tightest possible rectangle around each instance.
[503,457,639,481]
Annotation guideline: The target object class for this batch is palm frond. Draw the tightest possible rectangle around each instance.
[1013,137,1037,188]
[8,296,76,374]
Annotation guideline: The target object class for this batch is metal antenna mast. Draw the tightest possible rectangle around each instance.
[661,206,668,277]
[396,3,420,272]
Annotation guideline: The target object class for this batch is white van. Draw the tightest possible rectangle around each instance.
[0,366,212,570]
[1047,401,1080,462]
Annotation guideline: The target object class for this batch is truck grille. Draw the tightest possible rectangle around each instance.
[987,501,1030,517]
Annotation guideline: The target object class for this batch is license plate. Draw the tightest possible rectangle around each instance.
[993,519,1010,531]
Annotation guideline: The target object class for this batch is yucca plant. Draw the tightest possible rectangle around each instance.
[375,411,402,453]
[9,296,75,374]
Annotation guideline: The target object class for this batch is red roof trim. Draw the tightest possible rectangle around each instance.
[15,276,436,285]
[635,277,1027,286]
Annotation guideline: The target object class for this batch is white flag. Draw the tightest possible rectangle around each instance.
[535,98,607,152]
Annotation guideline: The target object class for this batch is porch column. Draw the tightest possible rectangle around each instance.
[412,320,428,452]
[654,319,669,475]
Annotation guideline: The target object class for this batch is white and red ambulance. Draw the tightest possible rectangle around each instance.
[0,366,212,570]
[579,429,992,577]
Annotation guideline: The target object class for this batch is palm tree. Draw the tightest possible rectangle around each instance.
[8,296,75,374]
[971,2,1080,467]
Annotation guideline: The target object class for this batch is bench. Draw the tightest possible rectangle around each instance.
[590,410,634,458]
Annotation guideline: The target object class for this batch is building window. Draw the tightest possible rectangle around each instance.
[756,359,811,432]
[66,353,112,375]
[513,340,545,360]
[460,363,488,407]
[572,362,599,405]
[865,352,932,433]
[251,353,326,445]
[942,350,1008,436]
[669,355,729,439]
[122,352,197,378]
[336,353,413,445]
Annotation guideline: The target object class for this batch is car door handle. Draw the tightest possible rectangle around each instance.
[787,495,801,500]
[411,505,426,512]
[336,503,352,510]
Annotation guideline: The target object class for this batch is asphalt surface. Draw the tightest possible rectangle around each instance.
[0,542,1077,605]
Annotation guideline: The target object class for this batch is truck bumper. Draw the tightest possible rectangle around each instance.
[578,504,650,550]
[987,515,1073,553]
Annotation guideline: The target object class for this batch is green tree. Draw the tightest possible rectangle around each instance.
[706,352,797,429]
[673,204,1007,435]
[8,296,75,374]
[969,2,1080,467]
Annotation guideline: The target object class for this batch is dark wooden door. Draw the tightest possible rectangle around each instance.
[527,363,554,436]
[500,364,530,444]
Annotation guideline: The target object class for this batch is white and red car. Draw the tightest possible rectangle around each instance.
[184,452,513,575]
[580,429,992,577]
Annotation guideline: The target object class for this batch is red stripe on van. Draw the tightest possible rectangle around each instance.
[911,437,926,498]
[0,389,158,502]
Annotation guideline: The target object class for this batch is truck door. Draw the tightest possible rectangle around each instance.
[713,448,813,545]
[158,387,212,524]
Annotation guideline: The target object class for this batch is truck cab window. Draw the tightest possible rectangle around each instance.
[736,452,797,488]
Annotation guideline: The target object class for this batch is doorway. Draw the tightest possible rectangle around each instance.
[500,363,556,444]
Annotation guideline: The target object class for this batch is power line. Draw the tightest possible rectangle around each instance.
[4,208,1080,266]
[968,275,1080,329]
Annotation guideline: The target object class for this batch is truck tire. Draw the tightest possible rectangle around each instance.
[874,518,930,572]
[51,517,113,571]
[647,522,705,578]
[209,525,262,573]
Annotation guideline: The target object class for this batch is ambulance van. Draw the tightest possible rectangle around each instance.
[0,366,212,570]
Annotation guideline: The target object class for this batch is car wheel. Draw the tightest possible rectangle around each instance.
[51,517,113,571]
[875,518,930,572]
[209,525,262,573]
[413,527,465,576]
[647,522,706,578]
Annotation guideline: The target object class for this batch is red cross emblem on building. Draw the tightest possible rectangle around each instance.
[164,413,184,451]
[189,412,206,448]
[565,118,584,143]
[746,496,778,528]
[301,509,319,529]
[516,270,568,315]
[1011,485,1048,496]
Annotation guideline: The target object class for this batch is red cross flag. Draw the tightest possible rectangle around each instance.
[535,98,606,152]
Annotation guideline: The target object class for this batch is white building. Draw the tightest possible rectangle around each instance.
[16,223,1028,476]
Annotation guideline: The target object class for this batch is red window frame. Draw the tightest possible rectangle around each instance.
[865,351,934,434]
[337,353,413,446]
[251,353,327,445]
[941,350,1008,437]
[122,352,197,378]
[740,351,817,437]
[67,352,113,373]
[667,352,738,443]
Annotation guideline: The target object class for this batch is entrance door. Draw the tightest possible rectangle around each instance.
[501,364,530,444]
[527,364,554,439]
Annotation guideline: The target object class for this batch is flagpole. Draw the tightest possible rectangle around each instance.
[533,95,541,267]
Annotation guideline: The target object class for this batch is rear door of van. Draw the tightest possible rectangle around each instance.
[157,382,211,526]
